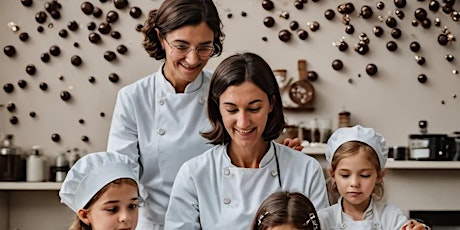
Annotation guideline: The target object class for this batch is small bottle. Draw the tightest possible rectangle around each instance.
[55,152,69,182]
[338,111,351,128]
[26,146,44,182]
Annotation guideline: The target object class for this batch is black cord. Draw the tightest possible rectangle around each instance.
[273,142,282,188]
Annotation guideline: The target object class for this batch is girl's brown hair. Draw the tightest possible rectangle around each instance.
[68,178,138,230]
[327,141,385,205]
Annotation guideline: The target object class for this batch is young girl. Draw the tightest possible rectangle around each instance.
[251,191,321,230]
[318,125,429,230]
[59,151,146,230]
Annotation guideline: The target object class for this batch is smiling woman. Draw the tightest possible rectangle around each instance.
[164,52,329,229]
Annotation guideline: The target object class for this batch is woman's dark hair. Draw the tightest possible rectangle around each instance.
[141,0,224,60]
[250,191,321,230]
[201,52,285,145]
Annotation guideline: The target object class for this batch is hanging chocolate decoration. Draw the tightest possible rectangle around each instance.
[297,30,308,40]
[114,0,129,9]
[227,13,233,19]
[19,32,29,42]
[325,9,335,20]
[35,11,47,24]
[3,83,14,93]
[50,10,60,20]
[391,28,402,39]
[49,45,61,56]
[74,42,80,48]
[4,45,16,57]
[39,82,48,91]
[451,11,459,21]
[442,6,452,14]
[262,0,274,11]
[87,22,96,31]
[117,45,128,54]
[41,53,50,63]
[60,91,71,101]
[434,18,441,27]
[111,31,121,39]
[18,80,27,88]
[262,36,268,41]
[360,5,373,19]
[10,116,18,125]
[51,133,61,142]
[309,21,320,31]
[58,29,68,38]
[135,24,143,32]
[130,7,142,18]
[6,102,16,112]
[395,9,405,19]
[81,136,89,142]
[438,33,448,45]
[376,1,385,10]
[67,21,79,31]
[88,32,101,43]
[337,3,355,15]
[98,22,111,34]
[71,55,82,66]
[289,21,299,30]
[307,71,318,81]
[414,8,427,21]
[79,119,85,124]
[421,18,431,28]
[241,11,247,17]
[355,41,369,55]
[294,0,304,10]
[26,64,36,75]
[366,64,378,76]
[88,76,96,83]
[37,26,44,33]
[100,112,105,117]
[428,0,440,12]
[58,75,64,80]
[394,0,407,8]
[278,29,291,42]
[108,73,120,83]
[386,16,397,28]
[409,41,421,52]
[417,74,428,83]
[412,20,419,27]
[445,54,454,62]
[29,111,36,118]
[280,11,289,19]
[106,10,119,23]
[81,1,94,15]
[373,26,384,37]
[104,51,117,62]
[332,59,344,70]
[263,17,275,27]
[415,56,426,65]
[335,39,348,51]
[386,41,398,51]
[21,0,33,7]
[93,7,103,18]
[345,24,354,34]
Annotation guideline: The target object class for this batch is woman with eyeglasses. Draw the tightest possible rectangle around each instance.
[164,52,328,229]
[107,0,303,229]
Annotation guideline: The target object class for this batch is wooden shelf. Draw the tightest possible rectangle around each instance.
[0,182,62,190]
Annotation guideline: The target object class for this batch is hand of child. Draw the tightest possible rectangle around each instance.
[283,138,303,151]
[401,219,430,230]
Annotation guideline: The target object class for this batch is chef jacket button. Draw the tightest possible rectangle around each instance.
[224,168,230,176]
[223,198,231,204]
[340,224,346,229]
[159,99,165,105]
[373,223,381,228]
[157,128,165,135]
[271,170,278,177]
[199,97,206,104]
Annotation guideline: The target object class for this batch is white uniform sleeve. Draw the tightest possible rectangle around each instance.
[307,160,330,210]
[164,163,201,230]
[107,89,141,166]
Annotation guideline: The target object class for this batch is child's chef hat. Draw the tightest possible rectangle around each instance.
[59,151,145,213]
[325,125,388,167]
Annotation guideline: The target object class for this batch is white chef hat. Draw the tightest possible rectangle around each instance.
[59,151,145,213]
[325,125,388,168]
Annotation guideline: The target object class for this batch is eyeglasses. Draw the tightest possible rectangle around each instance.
[163,38,214,58]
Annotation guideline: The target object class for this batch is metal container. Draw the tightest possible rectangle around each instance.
[0,134,26,181]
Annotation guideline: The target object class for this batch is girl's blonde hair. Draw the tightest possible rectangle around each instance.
[326,141,385,205]
[68,178,138,230]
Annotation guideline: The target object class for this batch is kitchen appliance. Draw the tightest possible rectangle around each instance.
[408,121,456,161]
[0,134,26,181]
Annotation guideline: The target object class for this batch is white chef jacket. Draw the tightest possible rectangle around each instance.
[107,66,214,229]
[318,197,408,230]
[164,142,329,230]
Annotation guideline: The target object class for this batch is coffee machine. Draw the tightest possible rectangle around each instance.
[408,121,456,161]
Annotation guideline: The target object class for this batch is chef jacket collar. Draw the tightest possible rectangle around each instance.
[223,141,276,168]
[339,196,375,220]
[159,64,204,94]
